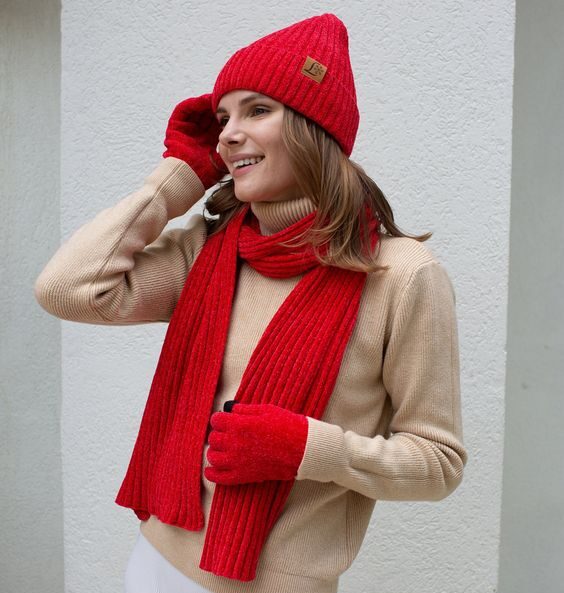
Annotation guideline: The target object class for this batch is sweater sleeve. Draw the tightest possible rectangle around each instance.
[34,157,208,325]
[295,260,467,501]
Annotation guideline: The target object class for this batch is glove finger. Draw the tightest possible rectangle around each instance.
[204,466,224,483]
[231,403,268,415]
[170,100,216,135]
[204,466,239,486]
[209,411,232,431]
[170,93,212,122]
[167,119,199,133]
[206,448,230,468]
[208,430,228,451]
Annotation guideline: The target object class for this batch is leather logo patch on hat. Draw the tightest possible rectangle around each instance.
[301,56,327,83]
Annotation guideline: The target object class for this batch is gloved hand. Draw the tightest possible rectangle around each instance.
[162,93,228,189]
[204,403,309,486]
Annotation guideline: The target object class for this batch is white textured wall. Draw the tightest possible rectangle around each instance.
[498,1,564,592]
[1,1,64,593]
[57,2,515,592]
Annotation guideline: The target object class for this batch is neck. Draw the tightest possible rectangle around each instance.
[250,195,317,235]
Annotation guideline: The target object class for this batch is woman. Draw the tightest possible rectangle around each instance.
[34,13,467,593]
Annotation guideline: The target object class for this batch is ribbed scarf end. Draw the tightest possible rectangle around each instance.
[198,557,257,582]
[198,480,295,582]
[114,492,206,532]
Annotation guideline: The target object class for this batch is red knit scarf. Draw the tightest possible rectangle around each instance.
[115,202,379,581]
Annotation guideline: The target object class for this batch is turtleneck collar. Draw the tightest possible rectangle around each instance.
[250,195,317,235]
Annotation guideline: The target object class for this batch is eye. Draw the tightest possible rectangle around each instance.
[218,106,269,128]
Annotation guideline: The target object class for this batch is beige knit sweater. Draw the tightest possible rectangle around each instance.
[34,157,467,593]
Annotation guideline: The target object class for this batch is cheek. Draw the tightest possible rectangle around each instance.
[271,152,296,181]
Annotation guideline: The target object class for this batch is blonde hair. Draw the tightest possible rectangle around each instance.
[203,106,431,273]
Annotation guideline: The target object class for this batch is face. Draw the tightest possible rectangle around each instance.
[216,90,301,203]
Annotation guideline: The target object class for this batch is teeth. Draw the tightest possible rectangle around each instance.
[234,156,264,169]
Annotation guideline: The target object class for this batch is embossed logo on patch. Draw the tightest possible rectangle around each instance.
[301,56,327,83]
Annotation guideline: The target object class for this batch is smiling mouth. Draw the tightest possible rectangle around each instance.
[233,158,265,175]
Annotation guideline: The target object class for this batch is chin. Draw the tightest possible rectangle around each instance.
[234,192,273,203]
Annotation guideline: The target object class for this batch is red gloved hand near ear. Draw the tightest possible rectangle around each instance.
[162,93,227,189]
[204,403,309,486]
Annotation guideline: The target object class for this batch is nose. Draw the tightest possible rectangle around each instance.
[218,117,246,147]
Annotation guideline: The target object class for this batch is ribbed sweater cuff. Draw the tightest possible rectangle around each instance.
[159,157,206,214]
[296,417,344,483]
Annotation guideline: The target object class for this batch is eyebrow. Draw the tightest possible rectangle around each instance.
[215,93,271,114]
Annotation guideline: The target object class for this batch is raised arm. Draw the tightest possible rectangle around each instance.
[34,93,228,325]
[34,158,208,324]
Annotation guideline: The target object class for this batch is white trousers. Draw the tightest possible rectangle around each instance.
[124,529,213,593]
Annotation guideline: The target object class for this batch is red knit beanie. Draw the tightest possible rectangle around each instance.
[211,13,359,157]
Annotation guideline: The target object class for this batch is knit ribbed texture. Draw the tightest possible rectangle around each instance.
[250,194,317,235]
[211,13,359,156]
[34,158,467,593]
[114,201,376,580]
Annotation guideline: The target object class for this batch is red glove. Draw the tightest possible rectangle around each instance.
[162,93,228,189]
[204,403,309,486]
